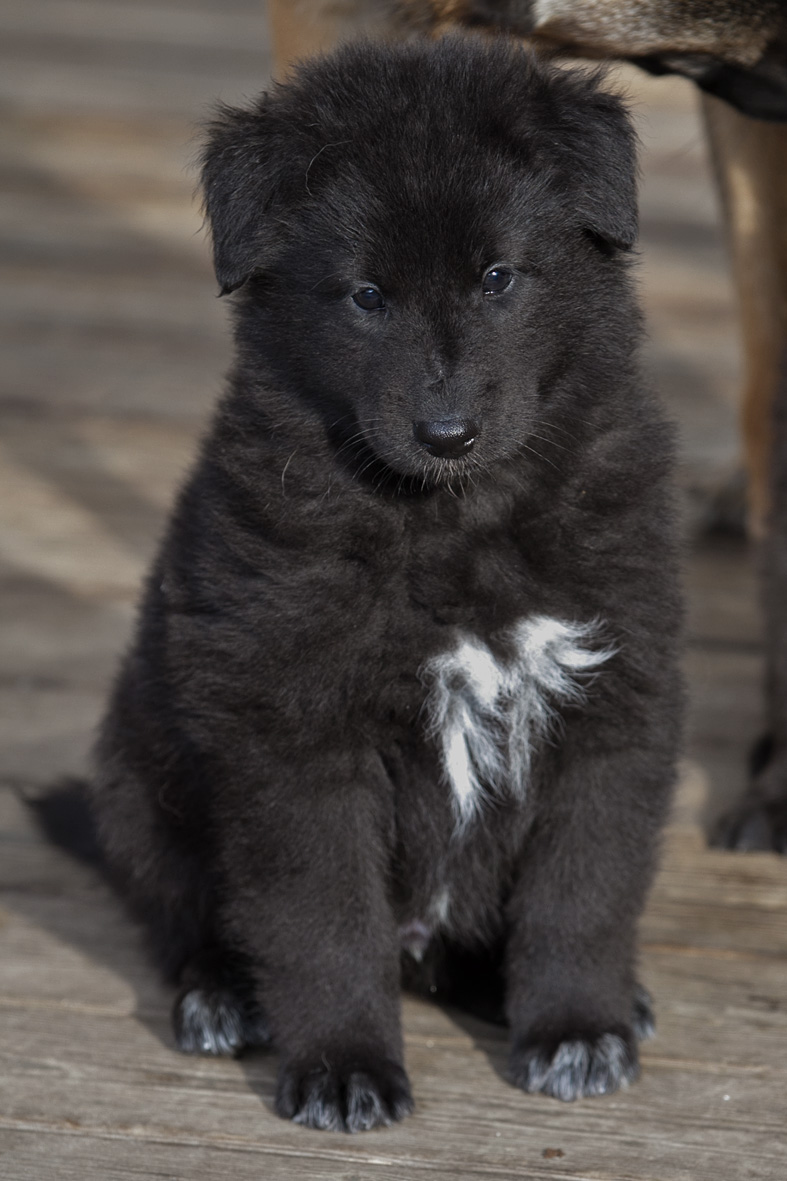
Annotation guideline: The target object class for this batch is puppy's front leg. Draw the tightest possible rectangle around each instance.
[218,751,412,1132]
[505,742,673,1101]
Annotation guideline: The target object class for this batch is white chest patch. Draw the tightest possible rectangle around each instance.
[421,616,614,827]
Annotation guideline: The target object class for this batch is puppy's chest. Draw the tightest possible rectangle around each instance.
[360,521,611,821]
[417,616,612,825]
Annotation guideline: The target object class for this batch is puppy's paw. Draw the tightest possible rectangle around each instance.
[509,1029,638,1101]
[276,1054,414,1132]
[173,987,270,1056]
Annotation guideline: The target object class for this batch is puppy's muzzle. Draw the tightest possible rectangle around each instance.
[413,418,479,458]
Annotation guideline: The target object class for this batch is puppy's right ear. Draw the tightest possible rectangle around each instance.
[561,84,639,254]
[201,101,291,295]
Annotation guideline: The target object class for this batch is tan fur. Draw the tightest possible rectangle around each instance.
[526,1,775,63]
[400,0,781,62]
[702,95,787,534]
[268,0,393,77]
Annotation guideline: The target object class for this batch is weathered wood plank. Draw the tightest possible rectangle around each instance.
[1,1004,785,1181]
[0,1131,518,1181]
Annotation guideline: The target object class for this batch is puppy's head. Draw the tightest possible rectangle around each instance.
[202,37,638,488]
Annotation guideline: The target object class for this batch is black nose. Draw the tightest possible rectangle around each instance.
[413,418,479,458]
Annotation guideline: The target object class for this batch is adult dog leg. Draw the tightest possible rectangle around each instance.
[505,745,672,1100]
[702,96,787,537]
[267,0,393,77]
[704,98,787,851]
[716,353,787,852]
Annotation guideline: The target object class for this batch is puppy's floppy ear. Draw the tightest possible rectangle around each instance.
[201,99,293,294]
[560,83,639,252]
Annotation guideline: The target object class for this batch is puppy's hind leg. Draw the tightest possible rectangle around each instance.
[104,809,269,1057]
[113,830,268,1057]
[90,723,269,1057]
[216,749,413,1132]
[173,946,272,1057]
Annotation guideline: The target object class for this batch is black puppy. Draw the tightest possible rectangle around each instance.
[42,37,683,1131]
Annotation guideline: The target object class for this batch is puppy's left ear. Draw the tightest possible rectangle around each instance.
[201,99,292,294]
[563,87,639,253]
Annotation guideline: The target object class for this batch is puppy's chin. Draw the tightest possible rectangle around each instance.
[344,425,480,494]
[415,454,476,490]
[367,440,477,492]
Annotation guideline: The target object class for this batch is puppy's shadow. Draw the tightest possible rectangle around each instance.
[418,996,511,1085]
[399,940,513,1086]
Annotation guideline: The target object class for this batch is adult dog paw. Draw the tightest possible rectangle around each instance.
[509,1030,638,1101]
[713,798,787,854]
[173,987,270,1056]
[276,1055,414,1132]
[713,739,787,854]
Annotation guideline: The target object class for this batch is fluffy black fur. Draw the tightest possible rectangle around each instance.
[38,38,683,1132]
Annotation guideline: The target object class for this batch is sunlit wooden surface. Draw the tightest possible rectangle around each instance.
[1,2,786,1177]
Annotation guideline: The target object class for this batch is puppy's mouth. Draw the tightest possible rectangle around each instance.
[380,443,482,495]
[331,419,480,494]
[411,449,478,489]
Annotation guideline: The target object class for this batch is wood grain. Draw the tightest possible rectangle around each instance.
[2,2,786,1178]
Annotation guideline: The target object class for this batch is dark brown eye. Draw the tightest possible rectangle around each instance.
[483,267,514,296]
[352,287,385,311]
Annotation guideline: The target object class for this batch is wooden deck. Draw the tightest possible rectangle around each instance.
[2,2,787,1177]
